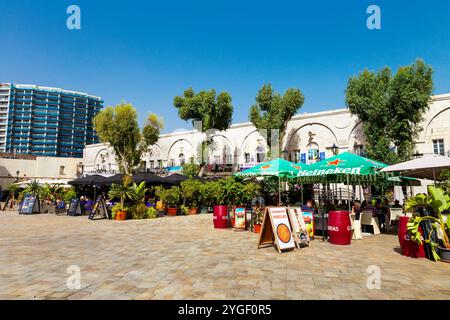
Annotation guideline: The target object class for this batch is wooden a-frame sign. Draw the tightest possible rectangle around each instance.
[257,207,295,254]
[89,195,110,220]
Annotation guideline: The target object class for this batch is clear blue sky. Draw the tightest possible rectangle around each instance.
[1,0,450,133]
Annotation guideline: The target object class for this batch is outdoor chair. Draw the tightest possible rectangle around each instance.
[388,208,404,229]
[349,213,362,240]
[360,211,381,235]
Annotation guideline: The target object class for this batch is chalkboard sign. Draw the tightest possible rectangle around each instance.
[19,195,40,215]
[2,196,10,211]
[67,198,82,216]
[89,195,111,220]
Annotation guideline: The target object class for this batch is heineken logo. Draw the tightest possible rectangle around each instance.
[298,167,362,176]
[327,159,344,166]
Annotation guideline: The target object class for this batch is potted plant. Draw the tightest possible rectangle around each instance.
[156,186,180,216]
[253,206,264,233]
[405,186,450,262]
[181,179,201,214]
[108,175,135,220]
[199,182,216,213]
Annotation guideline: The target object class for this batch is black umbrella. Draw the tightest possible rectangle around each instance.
[133,172,163,184]
[102,174,124,185]
[69,175,108,186]
[161,173,204,185]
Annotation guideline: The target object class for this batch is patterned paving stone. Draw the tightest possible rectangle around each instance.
[0,211,449,300]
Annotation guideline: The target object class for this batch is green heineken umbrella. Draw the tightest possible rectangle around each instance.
[235,158,305,178]
[296,152,391,184]
[235,158,308,204]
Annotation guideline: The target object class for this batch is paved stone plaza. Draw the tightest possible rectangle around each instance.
[0,212,449,300]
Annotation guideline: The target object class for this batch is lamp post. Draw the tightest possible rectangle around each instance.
[331,143,339,155]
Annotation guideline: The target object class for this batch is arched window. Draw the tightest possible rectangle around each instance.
[256,144,265,163]
[179,153,185,166]
[307,142,319,163]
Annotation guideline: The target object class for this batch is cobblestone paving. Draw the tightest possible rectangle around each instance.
[0,212,449,300]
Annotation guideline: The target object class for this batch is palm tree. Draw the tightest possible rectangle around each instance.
[108,175,136,210]
[24,180,42,196]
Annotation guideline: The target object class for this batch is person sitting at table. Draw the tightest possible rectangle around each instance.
[375,199,387,231]
[302,199,316,213]
[352,200,362,220]
[392,200,403,209]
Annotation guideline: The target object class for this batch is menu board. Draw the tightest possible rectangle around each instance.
[67,198,82,216]
[19,195,40,215]
[233,207,246,230]
[287,207,310,248]
[257,207,295,253]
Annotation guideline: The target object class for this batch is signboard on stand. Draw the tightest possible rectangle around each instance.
[233,207,246,230]
[257,207,295,253]
[67,198,82,216]
[19,195,40,215]
[287,207,310,248]
[302,210,315,240]
[89,195,110,220]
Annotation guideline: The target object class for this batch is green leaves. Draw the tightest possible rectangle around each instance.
[93,103,163,175]
[428,186,450,214]
[346,60,433,163]
[173,88,233,132]
[249,84,305,156]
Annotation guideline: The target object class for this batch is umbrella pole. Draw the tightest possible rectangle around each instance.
[347,174,351,213]
[433,168,436,186]
[278,176,281,206]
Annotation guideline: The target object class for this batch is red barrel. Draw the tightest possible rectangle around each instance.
[327,211,352,245]
[398,216,425,258]
[213,205,229,229]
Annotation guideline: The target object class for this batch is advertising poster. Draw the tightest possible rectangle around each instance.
[234,207,246,230]
[269,207,295,251]
[302,211,315,239]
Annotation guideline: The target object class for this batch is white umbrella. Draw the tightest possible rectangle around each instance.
[14,179,72,188]
[381,154,450,181]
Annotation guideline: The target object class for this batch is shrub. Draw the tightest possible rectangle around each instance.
[146,207,158,219]
[180,179,202,207]
[131,203,149,219]
[63,188,77,203]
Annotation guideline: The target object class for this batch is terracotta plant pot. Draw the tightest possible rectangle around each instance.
[167,207,177,216]
[254,223,262,234]
[189,207,198,215]
[115,210,127,221]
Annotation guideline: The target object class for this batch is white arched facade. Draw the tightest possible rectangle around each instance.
[82,94,450,173]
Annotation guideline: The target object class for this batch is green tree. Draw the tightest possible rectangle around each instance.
[249,84,305,158]
[173,88,233,168]
[346,60,433,163]
[93,102,163,175]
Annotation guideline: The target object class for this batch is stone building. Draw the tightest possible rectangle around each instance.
[82,93,450,174]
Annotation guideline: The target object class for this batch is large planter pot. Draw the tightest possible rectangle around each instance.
[327,211,352,246]
[254,223,262,234]
[398,216,425,258]
[189,207,198,215]
[115,210,127,221]
[213,205,229,229]
[438,247,450,262]
[167,207,177,216]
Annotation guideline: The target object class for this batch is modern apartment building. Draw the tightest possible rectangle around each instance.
[0,83,103,158]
